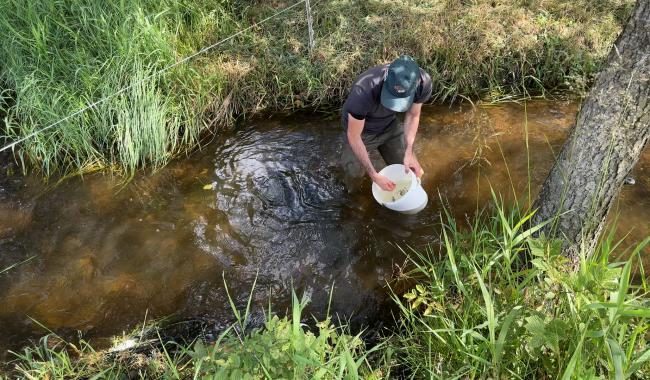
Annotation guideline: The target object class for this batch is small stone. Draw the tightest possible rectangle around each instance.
[624,177,636,185]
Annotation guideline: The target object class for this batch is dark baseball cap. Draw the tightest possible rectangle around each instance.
[381,55,420,112]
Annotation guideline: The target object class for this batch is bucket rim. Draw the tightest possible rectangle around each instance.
[372,164,420,206]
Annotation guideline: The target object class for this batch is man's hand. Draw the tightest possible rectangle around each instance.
[372,173,396,191]
[404,152,424,178]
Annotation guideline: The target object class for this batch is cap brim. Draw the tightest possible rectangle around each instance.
[380,84,415,112]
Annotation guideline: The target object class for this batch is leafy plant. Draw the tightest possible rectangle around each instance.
[5,284,389,379]
[390,199,650,379]
[189,276,388,380]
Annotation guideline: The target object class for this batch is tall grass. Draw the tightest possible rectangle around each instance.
[190,289,387,379]
[0,0,633,177]
[6,287,388,379]
[0,0,228,177]
[390,198,650,379]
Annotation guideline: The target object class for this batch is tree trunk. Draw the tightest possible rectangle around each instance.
[532,0,650,260]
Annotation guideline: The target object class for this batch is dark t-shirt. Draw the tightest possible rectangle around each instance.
[341,64,432,133]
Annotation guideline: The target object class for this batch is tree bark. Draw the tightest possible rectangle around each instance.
[532,0,650,259]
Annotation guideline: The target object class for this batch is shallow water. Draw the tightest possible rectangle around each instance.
[0,100,648,353]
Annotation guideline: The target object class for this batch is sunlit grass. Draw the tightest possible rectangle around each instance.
[0,0,632,177]
[0,0,227,178]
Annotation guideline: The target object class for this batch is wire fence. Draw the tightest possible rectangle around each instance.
[0,0,311,153]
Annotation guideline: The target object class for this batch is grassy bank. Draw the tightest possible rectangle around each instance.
[4,202,649,379]
[390,205,650,378]
[0,0,633,177]
[6,290,389,379]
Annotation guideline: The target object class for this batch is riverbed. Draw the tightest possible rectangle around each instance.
[0,100,648,353]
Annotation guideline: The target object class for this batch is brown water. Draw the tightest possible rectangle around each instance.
[0,101,648,353]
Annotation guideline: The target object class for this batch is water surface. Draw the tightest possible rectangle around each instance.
[0,100,647,353]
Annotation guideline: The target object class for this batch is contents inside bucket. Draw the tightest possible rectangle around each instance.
[378,177,412,203]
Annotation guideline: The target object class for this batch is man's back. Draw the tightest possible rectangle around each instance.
[341,65,394,133]
[341,64,433,134]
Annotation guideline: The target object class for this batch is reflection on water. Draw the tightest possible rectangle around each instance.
[0,100,648,353]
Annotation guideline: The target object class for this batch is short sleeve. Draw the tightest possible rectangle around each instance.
[413,70,432,104]
[345,85,372,120]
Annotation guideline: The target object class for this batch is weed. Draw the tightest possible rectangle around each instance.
[390,196,650,379]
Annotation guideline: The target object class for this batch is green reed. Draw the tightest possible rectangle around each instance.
[6,283,387,379]
[390,195,650,379]
[189,286,387,379]
[0,0,228,177]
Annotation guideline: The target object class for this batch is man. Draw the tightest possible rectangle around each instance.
[341,55,432,192]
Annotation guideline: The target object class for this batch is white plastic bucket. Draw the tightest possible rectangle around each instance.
[371,164,428,214]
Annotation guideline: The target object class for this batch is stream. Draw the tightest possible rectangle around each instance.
[0,100,648,353]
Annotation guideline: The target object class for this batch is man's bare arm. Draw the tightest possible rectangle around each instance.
[347,114,395,190]
[347,114,376,177]
[402,103,424,177]
[403,103,422,154]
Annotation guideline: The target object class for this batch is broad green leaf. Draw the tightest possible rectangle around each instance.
[585,330,605,338]
[473,265,495,348]
[619,309,650,318]
[627,348,650,376]
[494,306,522,365]
[606,338,625,380]
[527,237,546,257]
[403,291,417,300]
[560,330,585,380]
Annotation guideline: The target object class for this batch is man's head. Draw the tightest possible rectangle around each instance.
[381,55,421,112]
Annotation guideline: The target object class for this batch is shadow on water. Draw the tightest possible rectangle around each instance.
[0,100,648,355]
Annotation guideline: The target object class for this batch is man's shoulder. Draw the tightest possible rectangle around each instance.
[353,64,388,88]
[419,68,432,87]
[414,67,433,104]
